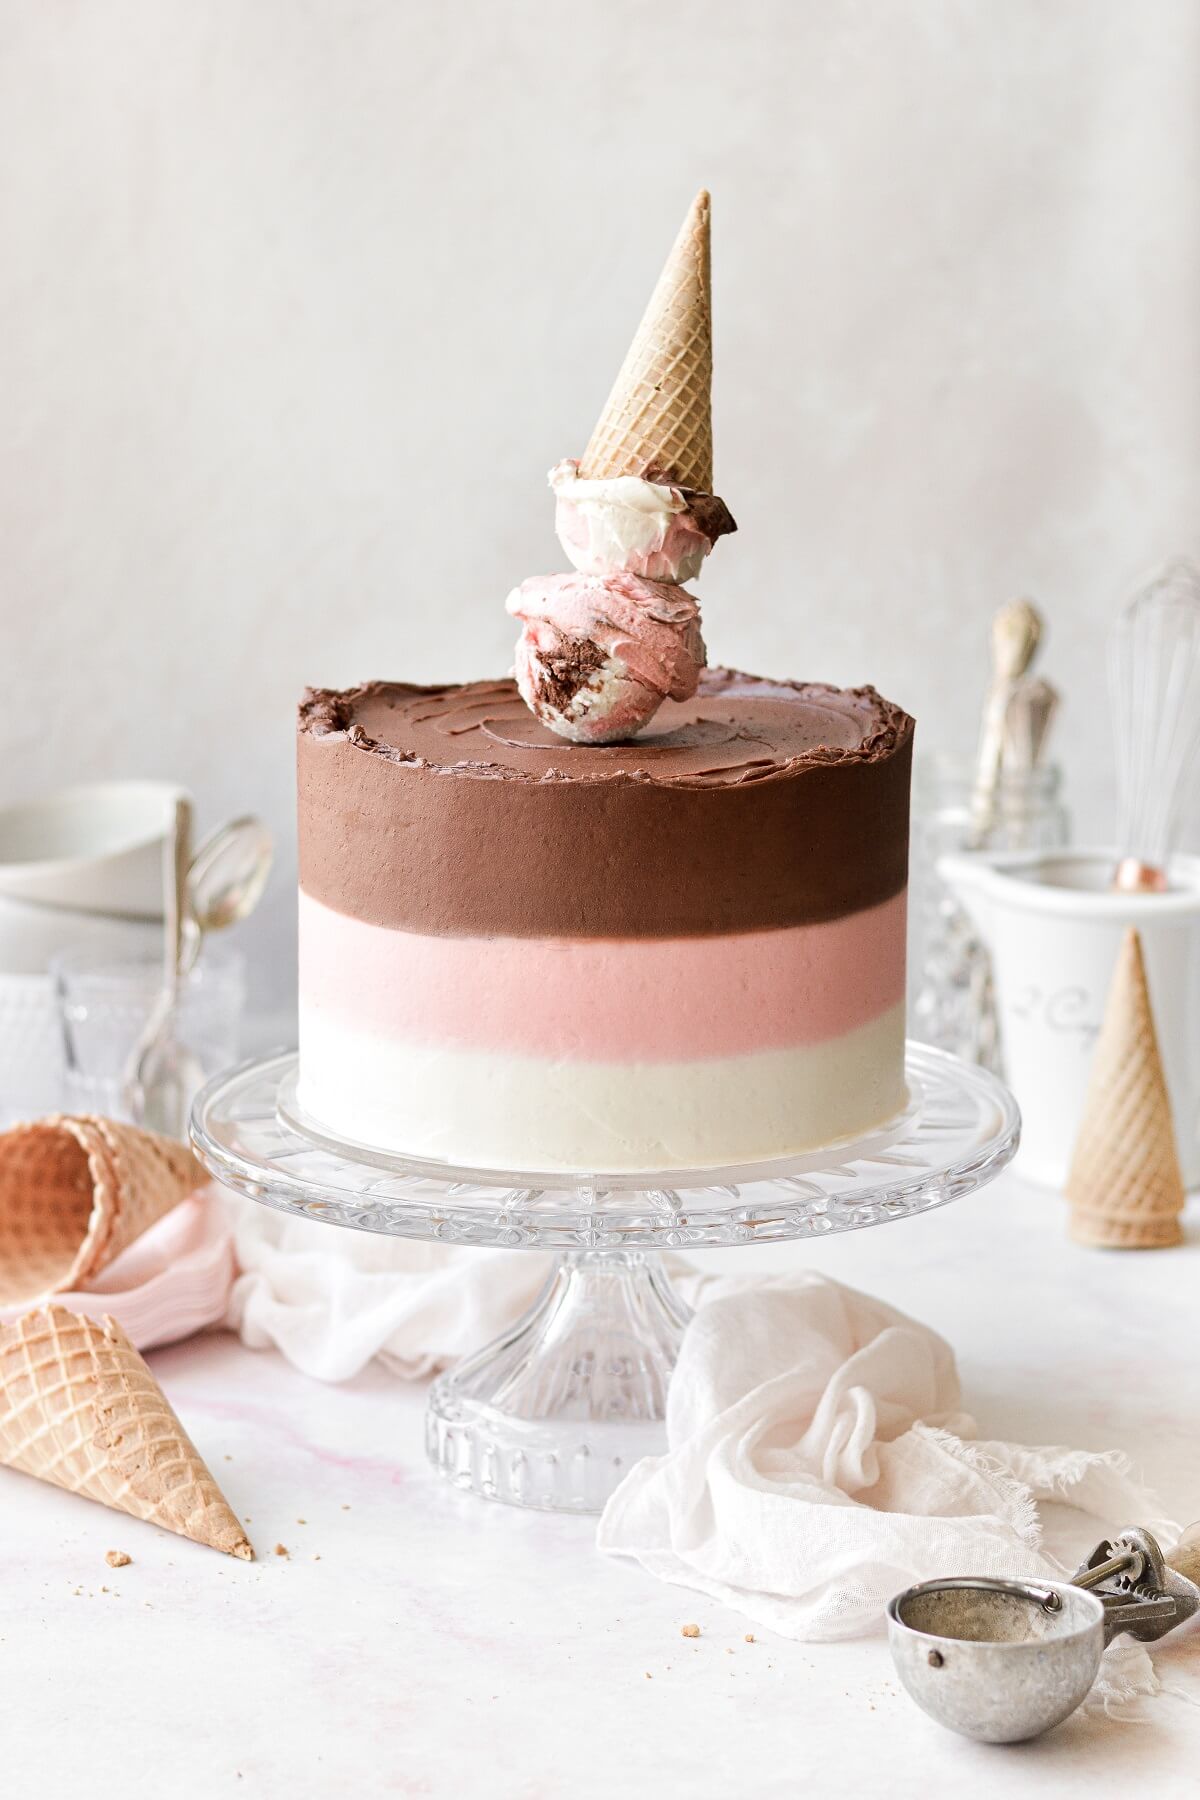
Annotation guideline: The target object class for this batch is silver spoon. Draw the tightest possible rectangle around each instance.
[180,815,273,976]
[122,796,206,1137]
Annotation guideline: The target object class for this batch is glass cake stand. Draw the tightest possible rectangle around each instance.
[191,1043,1019,1514]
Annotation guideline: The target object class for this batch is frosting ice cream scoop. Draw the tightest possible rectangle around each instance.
[550,461,734,585]
[506,572,706,745]
[506,189,731,744]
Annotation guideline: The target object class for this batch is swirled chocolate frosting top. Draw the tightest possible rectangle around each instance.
[298,669,914,937]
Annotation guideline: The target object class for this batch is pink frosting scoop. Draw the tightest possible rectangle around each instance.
[506,571,706,744]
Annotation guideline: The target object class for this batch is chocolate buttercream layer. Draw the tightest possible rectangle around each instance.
[297,669,914,939]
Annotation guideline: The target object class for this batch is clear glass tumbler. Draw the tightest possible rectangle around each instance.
[53,943,245,1123]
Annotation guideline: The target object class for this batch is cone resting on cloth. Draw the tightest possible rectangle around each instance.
[0,1115,204,1306]
[0,1305,252,1557]
[1067,927,1186,1249]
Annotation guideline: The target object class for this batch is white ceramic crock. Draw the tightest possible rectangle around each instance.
[938,847,1200,1191]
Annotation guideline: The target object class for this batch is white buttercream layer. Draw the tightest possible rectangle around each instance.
[295,1002,908,1173]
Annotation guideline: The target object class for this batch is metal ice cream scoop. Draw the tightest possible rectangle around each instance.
[887,1526,1200,1742]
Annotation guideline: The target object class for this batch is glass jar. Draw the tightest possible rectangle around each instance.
[915,752,1070,860]
[910,752,1070,1068]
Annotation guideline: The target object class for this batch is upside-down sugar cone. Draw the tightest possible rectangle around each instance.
[1067,927,1185,1248]
[579,189,714,492]
[0,1306,253,1557]
[0,1115,203,1306]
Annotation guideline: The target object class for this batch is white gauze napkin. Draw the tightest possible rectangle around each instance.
[597,1271,1172,1708]
[224,1199,552,1382]
[226,1204,1171,1709]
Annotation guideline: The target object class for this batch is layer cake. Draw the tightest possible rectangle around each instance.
[296,669,913,1172]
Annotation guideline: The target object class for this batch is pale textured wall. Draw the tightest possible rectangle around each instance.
[3,0,1199,1015]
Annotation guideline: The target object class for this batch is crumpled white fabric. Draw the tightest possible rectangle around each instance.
[597,1271,1176,1712]
[222,1194,701,1380]
[223,1197,553,1382]
[224,1207,1176,1712]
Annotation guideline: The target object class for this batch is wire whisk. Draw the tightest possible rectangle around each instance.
[1110,559,1200,891]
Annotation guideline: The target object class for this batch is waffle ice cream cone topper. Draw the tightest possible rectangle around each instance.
[508,190,736,744]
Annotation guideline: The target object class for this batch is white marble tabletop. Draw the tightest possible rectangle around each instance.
[4,1173,1200,1798]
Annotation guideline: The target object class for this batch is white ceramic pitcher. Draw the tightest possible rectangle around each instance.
[938,847,1200,1191]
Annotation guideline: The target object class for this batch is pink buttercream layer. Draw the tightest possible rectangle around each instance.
[299,889,907,1063]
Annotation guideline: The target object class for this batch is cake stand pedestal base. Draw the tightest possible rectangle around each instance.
[426,1249,690,1512]
[191,1045,1019,1518]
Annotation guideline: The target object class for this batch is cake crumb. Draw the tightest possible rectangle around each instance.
[681,1623,700,1639]
[341,1504,351,1511]
[744,1633,755,1644]
[297,1518,307,1525]
[273,1543,289,1558]
[105,1550,131,1569]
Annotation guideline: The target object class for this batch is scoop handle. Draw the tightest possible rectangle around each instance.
[1167,1533,1200,1588]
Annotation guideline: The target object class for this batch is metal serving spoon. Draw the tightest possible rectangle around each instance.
[122,812,272,1135]
[122,796,205,1137]
[888,1525,1200,1742]
[180,815,273,976]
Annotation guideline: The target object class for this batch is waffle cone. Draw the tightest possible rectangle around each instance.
[0,1305,252,1556]
[1067,928,1185,1248]
[579,190,714,491]
[0,1116,203,1306]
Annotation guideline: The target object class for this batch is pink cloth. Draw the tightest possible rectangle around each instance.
[0,1192,236,1351]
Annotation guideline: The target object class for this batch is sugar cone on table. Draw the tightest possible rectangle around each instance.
[579,189,714,492]
[0,1306,252,1558]
[1067,927,1185,1248]
[0,1115,203,1306]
